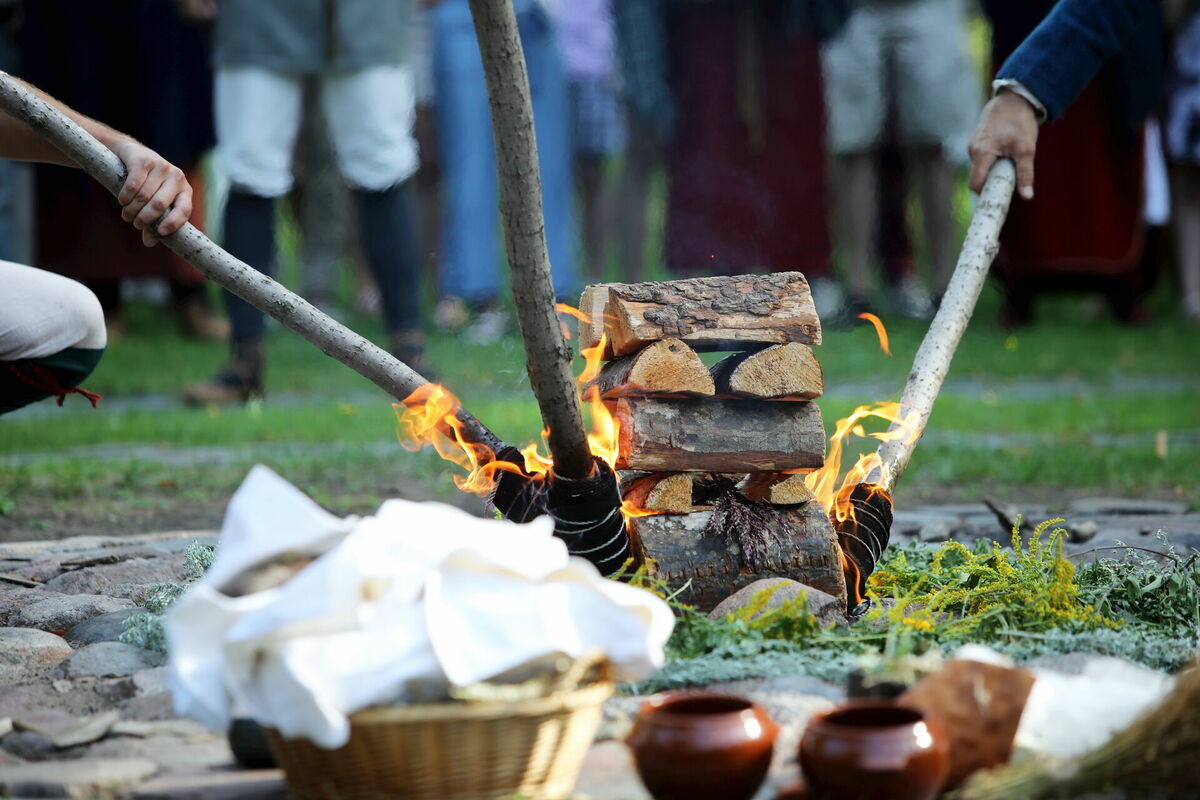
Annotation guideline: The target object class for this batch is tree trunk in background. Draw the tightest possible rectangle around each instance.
[468,0,595,480]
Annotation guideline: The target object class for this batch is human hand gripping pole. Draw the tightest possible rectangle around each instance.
[0,71,504,452]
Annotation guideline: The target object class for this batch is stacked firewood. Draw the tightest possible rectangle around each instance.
[579,272,847,610]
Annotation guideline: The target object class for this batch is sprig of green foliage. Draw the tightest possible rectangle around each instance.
[120,541,215,656]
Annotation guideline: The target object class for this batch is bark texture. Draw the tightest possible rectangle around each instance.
[579,272,821,358]
[468,0,593,479]
[0,73,505,451]
[592,338,715,398]
[630,501,845,610]
[867,160,1016,492]
[607,397,826,472]
[711,342,824,399]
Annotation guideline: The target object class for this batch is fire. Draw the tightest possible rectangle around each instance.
[857,312,891,356]
[396,306,655,519]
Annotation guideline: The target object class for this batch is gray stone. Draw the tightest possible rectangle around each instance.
[1067,497,1191,516]
[7,559,63,584]
[63,642,154,679]
[127,770,287,800]
[11,594,134,632]
[0,628,74,682]
[1,730,56,760]
[573,741,647,800]
[43,556,186,603]
[132,668,168,696]
[917,520,954,542]
[65,607,143,645]
[119,692,176,722]
[0,748,24,767]
[84,732,231,775]
[1069,520,1100,544]
[13,709,120,748]
[708,578,845,627]
[0,588,67,626]
[0,757,157,798]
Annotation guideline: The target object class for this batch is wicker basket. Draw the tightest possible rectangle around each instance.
[266,655,614,800]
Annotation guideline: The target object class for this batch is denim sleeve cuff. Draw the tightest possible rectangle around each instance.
[992,79,1049,124]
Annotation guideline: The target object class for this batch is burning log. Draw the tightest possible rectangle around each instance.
[628,497,846,610]
[621,472,695,515]
[579,272,822,358]
[710,343,824,400]
[591,338,715,398]
[607,397,825,472]
[737,473,816,506]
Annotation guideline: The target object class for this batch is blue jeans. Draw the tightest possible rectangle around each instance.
[431,0,577,303]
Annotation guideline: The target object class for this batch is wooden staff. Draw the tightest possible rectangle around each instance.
[0,71,505,452]
[866,159,1017,491]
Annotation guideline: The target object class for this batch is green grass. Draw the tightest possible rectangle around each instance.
[2,175,1198,538]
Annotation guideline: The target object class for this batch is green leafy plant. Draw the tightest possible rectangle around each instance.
[120,541,214,657]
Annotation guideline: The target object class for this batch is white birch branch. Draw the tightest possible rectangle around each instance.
[867,159,1017,492]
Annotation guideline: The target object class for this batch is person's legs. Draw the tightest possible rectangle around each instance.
[323,66,426,363]
[1172,165,1200,321]
[821,4,885,314]
[0,261,106,415]
[430,0,501,309]
[618,109,657,285]
[185,68,302,405]
[910,145,956,293]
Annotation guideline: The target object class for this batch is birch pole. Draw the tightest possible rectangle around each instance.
[467,0,596,481]
[866,159,1017,492]
[0,72,504,451]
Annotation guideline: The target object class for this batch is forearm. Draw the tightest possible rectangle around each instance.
[996,0,1152,122]
[0,74,133,167]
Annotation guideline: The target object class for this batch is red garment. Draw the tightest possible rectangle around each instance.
[33,165,206,285]
[665,3,830,277]
[995,76,1146,287]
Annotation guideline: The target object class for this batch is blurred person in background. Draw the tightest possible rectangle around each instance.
[428,0,576,344]
[1164,0,1200,323]
[614,0,850,306]
[821,0,979,321]
[176,0,426,405]
[970,0,1164,325]
[21,0,223,342]
[1,76,194,415]
[554,0,625,286]
[0,0,31,267]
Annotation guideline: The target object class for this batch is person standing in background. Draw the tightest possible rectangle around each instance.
[821,0,979,319]
[176,0,427,405]
[554,0,625,286]
[1163,0,1200,323]
[428,0,576,345]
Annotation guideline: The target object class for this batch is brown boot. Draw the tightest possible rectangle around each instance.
[389,330,434,380]
[183,341,264,406]
[177,294,231,341]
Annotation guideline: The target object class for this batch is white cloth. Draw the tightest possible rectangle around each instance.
[0,260,106,360]
[167,466,673,748]
[215,65,419,196]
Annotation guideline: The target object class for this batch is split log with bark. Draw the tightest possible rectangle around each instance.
[579,272,822,358]
[711,343,824,400]
[590,338,715,398]
[607,396,825,472]
[620,472,695,514]
[737,473,816,505]
[629,499,846,610]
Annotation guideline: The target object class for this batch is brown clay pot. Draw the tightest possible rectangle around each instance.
[627,692,779,800]
[799,703,949,800]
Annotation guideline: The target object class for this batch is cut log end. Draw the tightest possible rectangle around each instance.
[712,342,824,400]
[621,472,695,514]
[591,338,715,398]
[738,473,816,505]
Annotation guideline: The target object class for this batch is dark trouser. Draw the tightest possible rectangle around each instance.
[222,182,422,344]
[0,347,105,415]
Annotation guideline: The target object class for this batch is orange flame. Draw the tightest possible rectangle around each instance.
[396,305,651,518]
[857,313,891,356]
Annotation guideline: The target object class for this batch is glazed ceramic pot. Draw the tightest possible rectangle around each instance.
[799,703,948,800]
[627,692,779,800]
